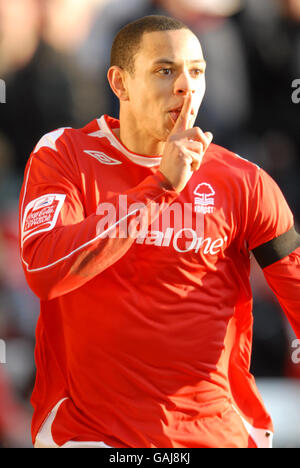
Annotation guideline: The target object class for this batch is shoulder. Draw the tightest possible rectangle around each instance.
[204,142,262,185]
[32,119,101,155]
[206,143,260,172]
[32,127,71,154]
[26,126,90,179]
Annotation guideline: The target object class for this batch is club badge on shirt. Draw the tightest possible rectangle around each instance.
[193,183,215,214]
[21,193,66,245]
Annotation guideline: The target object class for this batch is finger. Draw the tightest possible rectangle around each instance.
[204,131,213,146]
[171,93,193,134]
[177,140,203,159]
[185,140,204,154]
[192,129,213,150]
[179,146,202,171]
[171,127,213,146]
[191,152,203,171]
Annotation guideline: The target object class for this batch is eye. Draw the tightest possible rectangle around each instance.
[190,68,205,78]
[158,68,172,76]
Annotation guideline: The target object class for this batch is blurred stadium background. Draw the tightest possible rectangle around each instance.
[0,0,299,448]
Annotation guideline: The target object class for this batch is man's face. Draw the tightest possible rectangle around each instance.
[123,29,206,144]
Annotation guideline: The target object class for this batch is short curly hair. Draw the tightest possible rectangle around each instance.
[110,15,190,75]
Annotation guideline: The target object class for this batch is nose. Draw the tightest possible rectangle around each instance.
[174,71,195,96]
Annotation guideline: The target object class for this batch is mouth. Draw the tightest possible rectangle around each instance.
[168,106,195,124]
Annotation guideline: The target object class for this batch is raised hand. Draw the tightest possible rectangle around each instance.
[159,93,213,192]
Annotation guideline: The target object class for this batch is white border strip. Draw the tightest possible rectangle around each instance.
[34,398,112,448]
[20,120,165,274]
[20,133,142,273]
[34,398,67,448]
[232,405,273,448]
[21,207,140,273]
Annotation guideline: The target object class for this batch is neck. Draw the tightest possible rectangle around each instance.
[114,109,166,157]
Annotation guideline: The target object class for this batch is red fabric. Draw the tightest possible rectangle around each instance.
[263,248,300,340]
[19,115,295,447]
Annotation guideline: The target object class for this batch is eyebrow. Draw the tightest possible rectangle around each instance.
[152,58,206,66]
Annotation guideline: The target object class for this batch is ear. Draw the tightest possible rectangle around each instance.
[107,66,129,101]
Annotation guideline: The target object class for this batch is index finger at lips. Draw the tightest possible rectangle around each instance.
[171,93,193,134]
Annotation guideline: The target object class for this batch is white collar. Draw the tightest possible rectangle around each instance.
[88,115,162,168]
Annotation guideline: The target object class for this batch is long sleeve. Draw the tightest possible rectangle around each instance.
[227,165,300,440]
[263,247,300,338]
[245,167,300,335]
[19,139,178,301]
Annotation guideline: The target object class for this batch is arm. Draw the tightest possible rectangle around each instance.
[253,231,300,337]
[247,168,300,336]
[19,135,178,301]
[20,100,212,302]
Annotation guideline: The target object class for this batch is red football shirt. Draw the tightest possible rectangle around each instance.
[19,115,295,448]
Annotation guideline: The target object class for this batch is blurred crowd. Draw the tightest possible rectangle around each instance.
[0,0,299,448]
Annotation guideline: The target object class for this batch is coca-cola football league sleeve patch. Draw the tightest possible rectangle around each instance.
[21,194,66,245]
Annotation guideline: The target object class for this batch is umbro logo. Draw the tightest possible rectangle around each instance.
[84,150,122,165]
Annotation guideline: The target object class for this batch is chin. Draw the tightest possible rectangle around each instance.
[159,128,171,142]
[149,125,169,143]
[161,121,174,140]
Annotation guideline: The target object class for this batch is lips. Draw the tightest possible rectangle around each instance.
[169,109,181,123]
[168,106,194,123]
